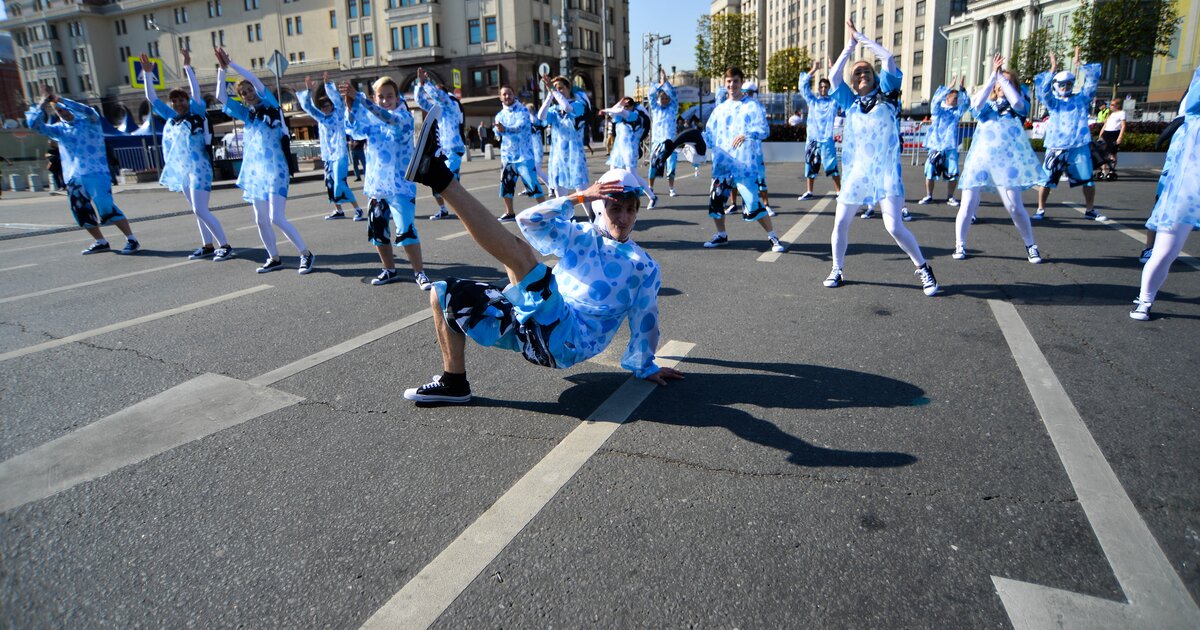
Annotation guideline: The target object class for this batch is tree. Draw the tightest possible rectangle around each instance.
[766,47,813,94]
[1069,0,1181,94]
[1011,27,1069,113]
[695,13,759,81]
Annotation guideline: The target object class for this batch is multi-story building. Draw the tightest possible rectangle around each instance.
[709,0,948,112]
[2,0,631,125]
[1147,0,1198,114]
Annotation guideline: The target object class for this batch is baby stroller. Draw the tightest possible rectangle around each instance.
[1090,138,1118,181]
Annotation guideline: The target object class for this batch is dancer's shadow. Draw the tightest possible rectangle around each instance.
[480,357,921,469]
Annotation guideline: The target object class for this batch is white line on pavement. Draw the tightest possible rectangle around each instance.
[987,300,1200,629]
[758,197,832,263]
[360,340,696,630]
[0,223,72,231]
[0,285,273,363]
[1065,203,1199,271]
[0,237,91,254]
[0,260,197,305]
[0,263,37,273]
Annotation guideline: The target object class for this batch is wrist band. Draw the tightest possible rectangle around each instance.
[574,194,587,207]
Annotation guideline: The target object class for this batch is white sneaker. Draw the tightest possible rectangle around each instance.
[861,207,874,219]
[648,196,658,209]
[765,206,777,217]
[1026,244,1043,264]
[947,197,960,207]
[952,244,967,260]
[429,208,451,220]
[822,267,843,288]
[1084,209,1107,221]
[669,188,677,197]
[901,208,913,222]
[769,236,785,253]
[798,191,814,201]
[917,195,933,205]
[1129,298,1151,321]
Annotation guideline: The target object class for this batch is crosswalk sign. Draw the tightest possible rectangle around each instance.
[129,56,166,89]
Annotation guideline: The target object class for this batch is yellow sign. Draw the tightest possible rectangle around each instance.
[128,56,166,89]
[452,69,462,90]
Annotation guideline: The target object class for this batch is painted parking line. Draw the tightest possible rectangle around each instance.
[1065,203,1199,271]
[0,284,273,363]
[0,263,37,273]
[360,340,696,630]
[0,260,196,305]
[0,305,434,512]
[987,300,1200,628]
[758,197,832,263]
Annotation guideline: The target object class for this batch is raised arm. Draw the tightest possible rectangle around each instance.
[227,60,267,96]
[995,69,1025,115]
[54,96,99,123]
[141,53,160,104]
[358,93,406,126]
[621,265,663,380]
[971,67,999,113]
[24,90,60,139]
[829,36,857,107]
[798,71,815,101]
[851,18,896,75]
[1078,61,1102,102]
[537,94,555,121]
[181,49,202,106]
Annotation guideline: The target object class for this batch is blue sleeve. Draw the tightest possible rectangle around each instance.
[621,264,662,379]
[1034,72,1054,107]
[150,99,176,121]
[327,83,344,117]
[799,72,815,102]
[223,99,250,122]
[504,109,529,133]
[359,95,403,125]
[879,67,902,94]
[297,89,330,122]
[744,102,769,140]
[956,89,970,118]
[26,106,63,140]
[931,86,950,109]
[831,82,855,110]
[344,97,371,140]
[55,97,99,123]
[1184,66,1200,116]
[1078,63,1102,101]
[415,82,438,111]
[516,196,588,257]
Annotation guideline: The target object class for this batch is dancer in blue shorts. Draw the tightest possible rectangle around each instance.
[1033,47,1105,221]
[646,66,680,201]
[401,109,683,403]
[494,87,546,222]
[27,86,141,255]
[798,59,841,201]
[298,72,364,221]
[919,76,968,206]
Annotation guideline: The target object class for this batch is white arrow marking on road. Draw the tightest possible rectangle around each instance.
[0,284,272,362]
[988,299,1200,629]
[361,340,696,630]
[758,196,831,263]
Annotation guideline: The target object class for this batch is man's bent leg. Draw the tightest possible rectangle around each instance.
[430,289,466,373]
[439,180,540,285]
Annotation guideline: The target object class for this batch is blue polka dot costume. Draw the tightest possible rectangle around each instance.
[1035,63,1101,150]
[26,96,126,228]
[147,67,213,193]
[414,81,466,155]
[648,81,680,179]
[958,76,1041,192]
[539,92,590,190]
[799,71,841,178]
[831,57,904,206]
[1147,66,1200,232]
[218,64,290,202]
[923,85,968,181]
[606,106,649,172]
[344,93,419,246]
[441,195,663,377]
[297,80,357,205]
[703,94,769,184]
[496,101,535,165]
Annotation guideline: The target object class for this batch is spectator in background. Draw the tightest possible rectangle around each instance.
[1098,97,1125,181]
[467,124,480,150]
[349,137,366,181]
[788,109,804,126]
[0,155,11,199]
[46,142,65,191]
[105,144,120,185]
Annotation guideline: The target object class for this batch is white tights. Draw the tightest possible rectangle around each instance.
[184,188,227,247]
[832,195,925,270]
[956,187,1035,247]
[251,194,307,259]
[1139,224,1193,304]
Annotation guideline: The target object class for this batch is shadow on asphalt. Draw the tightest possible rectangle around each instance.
[478,358,921,469]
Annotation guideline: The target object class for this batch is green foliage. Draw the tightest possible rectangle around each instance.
[695,13,759,79]
[766,47,812,94]
[1070,0,1181,63]
[1012,28,1068,85]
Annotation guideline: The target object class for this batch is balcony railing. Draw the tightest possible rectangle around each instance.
[384,0,440,22]
[386,46,444,63]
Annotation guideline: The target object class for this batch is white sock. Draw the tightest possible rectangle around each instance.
[767,231,778,239]
[95,238,108,245]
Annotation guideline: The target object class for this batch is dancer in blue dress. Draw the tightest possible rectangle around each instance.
[953,55,1044,264]
[646,67,680,201]
[1033,47,1104,221]
[341,76,431,289]
[214,47,313,274]
[919,76,968,206]
[700,67,784,253]
[536,75,591,214]
[494,87,545,221]
[142,51,232,261]
[798,59,841,200]
[602,97,657,206]
[413,67,465,220]
[298,72,364,221]
[26,86,141,255]
[1130,65,1200,321]
[823,18,938,295]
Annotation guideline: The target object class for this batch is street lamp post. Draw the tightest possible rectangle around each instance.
[641,32,671,96]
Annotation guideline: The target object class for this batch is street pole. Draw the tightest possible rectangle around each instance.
[559,1,572,79]
[602,3,608,108]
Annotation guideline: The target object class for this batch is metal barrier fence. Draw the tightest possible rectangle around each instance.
[900,121,979,165]
[111,145,161,173]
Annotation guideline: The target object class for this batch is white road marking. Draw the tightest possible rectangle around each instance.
[0,260,196,305]
[0,223,72,230]
[0,373,303,513]
[0,237,91,254]
[0,305,434,511]
[437,230,470,241]
[0,285,272,362]
[360,340,696,630]
[1065,203,1200,271]
[758,197,831,263]
[987,299,1200,629]
[0,263,37,273]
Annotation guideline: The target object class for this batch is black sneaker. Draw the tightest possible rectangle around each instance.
[371,268,400,285]
[414,271,433,290]
[405,104,454,193]
[916,263,940,296]
[213,245,235,261]
[298,251,315,275]
[823,267,843,288]
[703,234,728,248]
[189,246,215,260]
[325,209,346,220]
[353,208,365,222]
[403,375,472,403]
[81,241,111,255]
[257,258,283,273]
[119,239,140,255]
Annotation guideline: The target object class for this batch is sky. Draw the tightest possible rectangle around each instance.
[623,0,706,96]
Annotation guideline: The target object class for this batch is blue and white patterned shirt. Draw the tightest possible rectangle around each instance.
[26,97,108,182]
[297,81,349,163]
[799,72,838,143]
[414,81,465,153]
[925,85,969,152]
[517,196,662,378]
[345,93,416,200]
[648,81,679,145]
[495,101,533,165]
[703,95,769,181]
[1035,63,1101,150]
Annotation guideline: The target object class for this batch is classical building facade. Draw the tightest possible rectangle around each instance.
[1148,0,1198,113]
[2,0,631,124]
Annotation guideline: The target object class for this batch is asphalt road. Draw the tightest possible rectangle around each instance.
[1,152,1198,628]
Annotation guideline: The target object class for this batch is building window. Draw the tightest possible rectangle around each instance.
[243,0,259,9]
[289,52,295,62]
[286,18,293,35]
[256,24,262,40]
[915,26,924,41]
[544,22,551,46]
[894,8,903,22]
[296,16,303,34]
[364,33,374,55]
[299,51,305,62]
[330,10,337,28]
[332,46,340,60]
[348,0,358,19]
[207,0,222,17]
[468,18,480,44]
[402,24,418,49]
[912,75,923,92]
[421,23,429,46]
[390,27,400,50]
[115,19,127,35]
[143,14,154,30]
[916,0,926,16]
[174,7,188,23]
[913,50,924,66]
[350,35,361,58]
[361,0,371,17]
[875,14,882,30]
[533,20,540,45]
[247,25,254,41]
[484,16,497,42]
